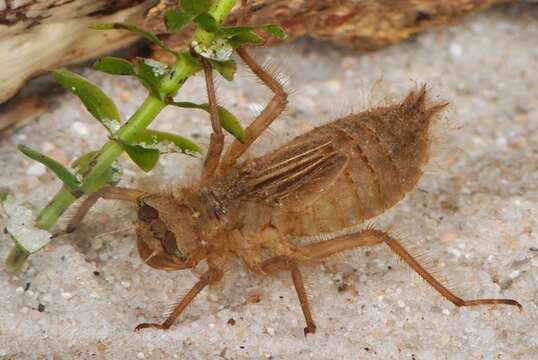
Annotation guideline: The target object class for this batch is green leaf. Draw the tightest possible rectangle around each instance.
[165,9,194,33]
[72,152,122,192]
[193,13,219,32]
[179,51,203,69]
[212,106,244,142]
[53,69,121,133]
[209,59,236,81]
[170,102,244,141]
[90,22,176,55]
[116,140,161,173]
[71,151,98,176]
[129,130,203,156]
[217,24,286,47]
[217,26,253,37]
[114,127,203,173]
[228,30,263,48]
[5,242,30,273]
[93,57,135,76]
[18,145,81,190]
[181,0,211,15]
[260,24,286,40]
[135,58,169,100]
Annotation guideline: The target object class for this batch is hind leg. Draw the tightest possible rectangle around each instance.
[299,228,522,309]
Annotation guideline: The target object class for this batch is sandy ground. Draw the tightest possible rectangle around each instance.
[0,3,537,360]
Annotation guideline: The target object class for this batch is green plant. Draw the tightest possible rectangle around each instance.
[4,0,285,272]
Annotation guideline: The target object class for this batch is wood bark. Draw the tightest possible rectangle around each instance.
[0,0,522,104]
[0,0,157,104]
[156,0,512,51]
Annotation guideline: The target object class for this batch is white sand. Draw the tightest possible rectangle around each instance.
[0,4,537,359]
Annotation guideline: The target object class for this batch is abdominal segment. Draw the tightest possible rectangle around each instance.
[243,87,446,239]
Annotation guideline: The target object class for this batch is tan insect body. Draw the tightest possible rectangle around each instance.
[58,32,520,334]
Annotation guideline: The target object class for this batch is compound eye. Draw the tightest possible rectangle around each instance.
[161,230,186,261]
[162,230,177,254]
[138,204,158,221]
[137,198,188,263]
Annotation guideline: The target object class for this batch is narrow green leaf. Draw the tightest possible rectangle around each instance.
[169,102,244,141]
[217,24,287,45]
[181,0,211,15]
[53,69,121,133]
[165,9,194,33]
[135,58,169,100]
[72,152,122,192]
[260,24,286,40]
[228,31,263,48]
[179,51,203,69]
[93,57,135,75]
[5,242,30,273]
[18,145,81,190]
[217,26,253,37]
[193,13,219,32]
[90,22,176,55]
[209,59,237,81]
[129,130,203,157]
[212,106,244,142]
[169,101,204,110]
[115,140,161,173]
[71,151,98,176]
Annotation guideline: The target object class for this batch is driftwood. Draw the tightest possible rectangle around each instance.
[0,0,156,105]
[0,95,45,135]
[0,0,522,104]
[155,0,513,54]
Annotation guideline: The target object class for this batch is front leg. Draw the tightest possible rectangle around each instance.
[52,186,148,237]
[135,267,223,331]
[200,58,224,184]
[261,256,317,335]
[220,47,288,170]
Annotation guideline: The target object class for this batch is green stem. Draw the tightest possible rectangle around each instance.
[36,187,77,229]
[5,0,236,271]
[5,47,201,271]
[194,0,237,46]
[5,243,30,273]
[31,95,167,232]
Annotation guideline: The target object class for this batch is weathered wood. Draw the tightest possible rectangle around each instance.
[0,0,523,104]
[0,95,45,135]
[160,0,512,49]
[0,0,157,104]
[151,0,515,61]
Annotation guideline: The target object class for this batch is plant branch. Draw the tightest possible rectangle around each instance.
[194,0,237,46]
[5,0,239,271]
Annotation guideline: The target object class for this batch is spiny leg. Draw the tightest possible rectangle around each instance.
[238,0,248,24]
[200,58,224,184]
[51,189,103,238]
[52,186,147,238]
[220,47,288,170]
[261,256,317,335]
[299,228,522,310]
[134,268,223,331]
